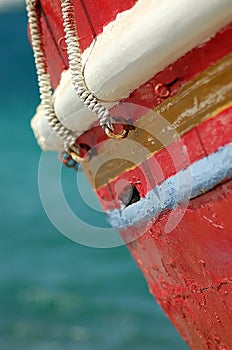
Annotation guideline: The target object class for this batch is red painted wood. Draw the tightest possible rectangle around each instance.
[40,0,137,52]
[41,14,67,88]
[197,107,232,156]
[121,23,232,113]
[96,106,232,210]
[74,0,138,43]
[40,0,69,64]
[28,4,232,349]
[37,0,232,91]
[123,180,232,350]
[39,0,137,87]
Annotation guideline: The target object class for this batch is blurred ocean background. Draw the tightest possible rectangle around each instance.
[0,3,188,349]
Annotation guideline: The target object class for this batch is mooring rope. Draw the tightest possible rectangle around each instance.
[26,0,79,155]
[26,0,129,160]
[61,0,114,131]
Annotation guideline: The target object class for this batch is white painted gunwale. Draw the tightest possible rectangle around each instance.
[31,0,232,151]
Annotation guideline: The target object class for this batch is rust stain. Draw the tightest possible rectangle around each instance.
[83,52,232,189]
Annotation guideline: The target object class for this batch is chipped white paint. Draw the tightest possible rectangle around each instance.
[31,105,64,151]
[176,82,232,125]
[107,143,232,229]
[31,0,232,151]
[85,0,232,101]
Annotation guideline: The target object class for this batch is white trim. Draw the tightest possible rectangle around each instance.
[85,0,232,101]
[107,143,232,229]
[31,0,232,151]
[31,105,64,151]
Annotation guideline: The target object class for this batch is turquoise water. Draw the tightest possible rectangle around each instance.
[0,9,188,349]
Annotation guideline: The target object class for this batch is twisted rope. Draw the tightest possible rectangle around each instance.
[26,0,129,156]
[61,0,113,131]
[26,0,77,152]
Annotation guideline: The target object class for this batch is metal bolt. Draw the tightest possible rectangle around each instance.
[155,83,171,98]
[58,37,67,51]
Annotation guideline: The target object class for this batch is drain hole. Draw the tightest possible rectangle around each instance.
[118,184,141,208]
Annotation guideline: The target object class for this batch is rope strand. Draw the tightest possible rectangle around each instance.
[26,0,77,152]
[61,0,113,131]
[26,0,129,156]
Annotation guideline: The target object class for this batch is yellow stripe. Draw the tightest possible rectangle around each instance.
[83,53,232,189]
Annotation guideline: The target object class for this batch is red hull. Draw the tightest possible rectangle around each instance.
[27,1,232,348]
[124,180,232,349]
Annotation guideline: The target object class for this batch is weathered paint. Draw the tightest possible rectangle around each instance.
[37,2,232,91]
[40,0,137,52]
[96,106,232,211]
[124,180,232,350]
[107,142,232,228]
[84,0,232,101]
[122,23,232,111]
[82,50,232,190]
[31,25,232,152]
[40,14,67,88]
[28,1,232,349]
[38,0,137,87]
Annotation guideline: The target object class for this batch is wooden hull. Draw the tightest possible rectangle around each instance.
[27,1,232,348]
[125,180,232,349]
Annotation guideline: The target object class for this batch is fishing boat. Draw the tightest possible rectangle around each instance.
[26,0,232,348]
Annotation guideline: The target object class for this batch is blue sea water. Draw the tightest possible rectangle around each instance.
[0,9,188,350]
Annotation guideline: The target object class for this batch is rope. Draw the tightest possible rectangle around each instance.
[61,0,113,131]
[25,0,78,152]
[26,0,129,158]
